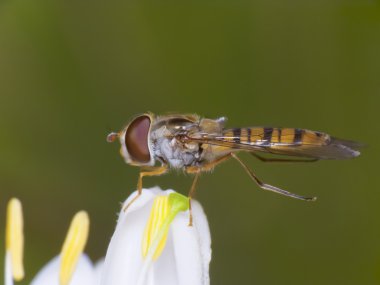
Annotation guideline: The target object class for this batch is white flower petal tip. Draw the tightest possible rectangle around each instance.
[4,200,97,285]
[120,187,171,214]
[60,211,90,285]
[101,187,212,285]
[30,254,95,285]
[5,198,24,282]
[94,258,105,285]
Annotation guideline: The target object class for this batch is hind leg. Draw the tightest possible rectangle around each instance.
[250,152,318,163]
[232,153,316,201]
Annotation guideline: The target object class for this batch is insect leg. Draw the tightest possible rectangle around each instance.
[123,165,168,212]
[186,153,232,173]
[186,171,200,226]
[231,153,317,201]
[250,152,319,163]
[185,153,232,226]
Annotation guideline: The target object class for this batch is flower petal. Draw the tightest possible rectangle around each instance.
[5,252,13,285]
[122,187,168,214]
[101,187,211,285]
[170,200,211,285]
[101,189,159,285]
[192,200,212,285]
[30,254,95,285]
[93,259,104,285]
[60,211,90,285]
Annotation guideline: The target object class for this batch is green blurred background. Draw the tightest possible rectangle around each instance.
[0,0,378,284]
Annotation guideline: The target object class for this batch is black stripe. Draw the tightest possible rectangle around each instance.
[247,128,251,144]
[278,128,282,143]
[263,127,273,145]
[294,128,303,144]
[232,128,241,143]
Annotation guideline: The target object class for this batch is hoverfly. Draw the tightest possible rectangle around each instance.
[107,113,361,225]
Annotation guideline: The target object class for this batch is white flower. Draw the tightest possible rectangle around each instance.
[101,187,212,285]
[29,255,102,285]
[29,211,98,285]
[4,198,99,285]
[4,187,211,285]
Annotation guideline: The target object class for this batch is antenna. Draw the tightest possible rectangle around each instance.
[107,132,119,143]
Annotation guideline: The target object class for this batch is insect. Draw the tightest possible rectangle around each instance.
[107,113,361,225]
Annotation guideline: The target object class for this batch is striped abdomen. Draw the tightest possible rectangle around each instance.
[222,127,329,146]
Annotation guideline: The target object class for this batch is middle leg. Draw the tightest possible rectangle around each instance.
[185,153,232,226]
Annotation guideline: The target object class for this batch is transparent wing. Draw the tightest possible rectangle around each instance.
[187,127,362,160]
[266,137,362,159]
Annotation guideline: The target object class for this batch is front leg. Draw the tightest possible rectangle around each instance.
[123,165,168,212]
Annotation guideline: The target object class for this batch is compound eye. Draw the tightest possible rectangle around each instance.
[125,115,151,163]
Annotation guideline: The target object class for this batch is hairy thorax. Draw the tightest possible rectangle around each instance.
[150,126,202,169]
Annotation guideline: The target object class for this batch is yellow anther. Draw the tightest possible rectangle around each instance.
[142,193,189,261]
[60,211,90,285]
[6,198,24,281]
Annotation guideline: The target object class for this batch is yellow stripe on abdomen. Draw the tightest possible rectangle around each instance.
[280,128,296,144]
[249,127,264,143]
[222,127,329,146]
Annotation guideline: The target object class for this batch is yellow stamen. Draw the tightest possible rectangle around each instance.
[142,193,189,260]
[142,196,169,260]
[5,198,24,281]
[59,211,90,285]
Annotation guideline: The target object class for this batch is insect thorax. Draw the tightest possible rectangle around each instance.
[150,126,202,169]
